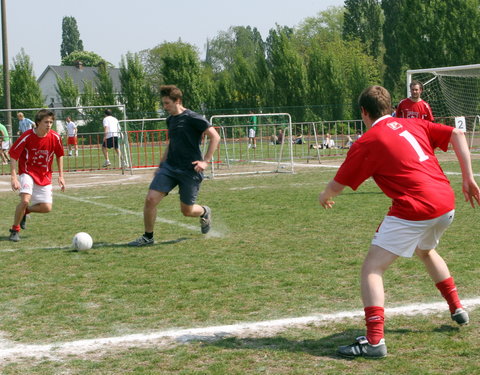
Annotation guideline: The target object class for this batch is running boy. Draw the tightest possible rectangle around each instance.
[9,109,65,242]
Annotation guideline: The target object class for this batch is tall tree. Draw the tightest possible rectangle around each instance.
[55,73,80,119]
[119,53,156,120]
[160,42,204,111]
[10,50,44,119]
[60,16,84,59]
[343,0,382,59]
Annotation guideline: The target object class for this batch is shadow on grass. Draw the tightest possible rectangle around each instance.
[201,327,420,360]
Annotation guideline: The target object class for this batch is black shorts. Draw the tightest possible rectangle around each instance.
[103,137,119,149]
[149,162,203,205]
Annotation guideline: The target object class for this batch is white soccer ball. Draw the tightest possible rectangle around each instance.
[72,232,93,251]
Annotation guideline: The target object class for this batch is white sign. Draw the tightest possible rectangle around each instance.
[455,116,467,132]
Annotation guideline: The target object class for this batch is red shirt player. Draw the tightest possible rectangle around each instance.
[396,80,434,121]
[319,86,480,359]
[9,109,65,242]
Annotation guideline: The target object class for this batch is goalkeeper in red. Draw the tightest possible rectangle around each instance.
[319,85,480,358]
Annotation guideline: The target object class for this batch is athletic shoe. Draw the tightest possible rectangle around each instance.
[337,336,387,359]
[451,308,469,325]
[9,229,20,242]
[68,152,72,156]
[20,214,27,230]
[103,160,111,167]
[200,206,211,234]
[128,235,154,247]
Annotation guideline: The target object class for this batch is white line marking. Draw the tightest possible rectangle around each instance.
[0,298,478,362]
[57,194,223,238]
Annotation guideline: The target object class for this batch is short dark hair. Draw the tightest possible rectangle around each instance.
[410,80,424,90]
[104,109,112,116]
[160,85,183,102]
[35,109,55,124]
[358,85,392,119]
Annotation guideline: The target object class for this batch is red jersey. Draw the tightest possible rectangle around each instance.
[334,115,454,221]
[9,129,64,186]
[396,98,434,121]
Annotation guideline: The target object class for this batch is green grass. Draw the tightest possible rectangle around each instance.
[0,158,479,373]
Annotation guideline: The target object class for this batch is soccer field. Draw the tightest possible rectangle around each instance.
[0,157,479,374]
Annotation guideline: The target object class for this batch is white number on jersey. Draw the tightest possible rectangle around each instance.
[399,130,429,162]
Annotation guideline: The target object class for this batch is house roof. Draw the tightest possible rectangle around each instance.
[37,65,122,92]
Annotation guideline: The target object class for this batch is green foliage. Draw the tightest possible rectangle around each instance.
[61,50,111,67]
[60,16,84,59]
[10,49,44,119]
[159,42,204,111]
[120,53,157,120]
[79,80,104,133]
[55,73,80,120]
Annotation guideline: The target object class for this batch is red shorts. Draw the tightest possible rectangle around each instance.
[67,136,78,145]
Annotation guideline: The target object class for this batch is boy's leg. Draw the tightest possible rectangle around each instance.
[416,248,466,323]
[144,190,167,232]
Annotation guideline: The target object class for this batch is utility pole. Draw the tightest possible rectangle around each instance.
[1,0,12,137]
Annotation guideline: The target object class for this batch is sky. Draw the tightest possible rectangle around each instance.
[6,0,345,77]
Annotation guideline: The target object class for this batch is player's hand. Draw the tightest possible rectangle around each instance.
[58,176,66,192]
[463,179,480,208]
[11,177,20,192]
[192,160,208,173]
[319,191,335,209]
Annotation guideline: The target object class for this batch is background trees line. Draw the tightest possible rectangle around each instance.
[3,0,480,126]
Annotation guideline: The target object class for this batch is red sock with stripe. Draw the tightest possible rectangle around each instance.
[364,306,385,345]
[435,277,462,314]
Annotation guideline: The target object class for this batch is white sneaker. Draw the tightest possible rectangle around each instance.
[103,160,111,167]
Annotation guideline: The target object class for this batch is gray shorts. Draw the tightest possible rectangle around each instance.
[149,162,203,205]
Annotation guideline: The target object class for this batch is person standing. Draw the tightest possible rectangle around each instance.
[396,80,434,121]
[17,112,35,135]
[8,109,65,242]
[248,112,257,149]
[319,85,480,358]
[102,109,121,167]
[128,85,220,246]
[0,122,11,164]
[65,116,78,157]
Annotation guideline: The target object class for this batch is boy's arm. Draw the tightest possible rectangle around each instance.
[450,128,480,207]
[319,180,346,209]
[56,155,65,191]
[10,158,20,191]
[192,126,220,173]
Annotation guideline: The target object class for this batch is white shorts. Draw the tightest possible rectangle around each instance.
[248,129,256,138]
[2,140,11,150]
[371,210,455,258]
[19,173,53,205]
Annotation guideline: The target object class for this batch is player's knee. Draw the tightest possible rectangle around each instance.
[181,205,194,217]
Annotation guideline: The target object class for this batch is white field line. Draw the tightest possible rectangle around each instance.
[0,298,479,362]
[57,194,223,238]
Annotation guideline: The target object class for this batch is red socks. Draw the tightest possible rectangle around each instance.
[364,306,385,345]
[436,277,463,314]
[11,225,21,232]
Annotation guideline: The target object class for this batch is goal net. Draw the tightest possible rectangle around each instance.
[407,64,480,148]
[209,113,294,177]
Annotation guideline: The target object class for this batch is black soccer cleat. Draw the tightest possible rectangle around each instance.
[337,336,387,359]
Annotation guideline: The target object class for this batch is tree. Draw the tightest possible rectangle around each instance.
[160,42,204,111]
[96,63,117,110]
[10,50,44,124]
[55,73,80,119]
[266,26,308,120]
[343,0,382,59]
[119,53,156,121]
[62,51,111,67]
[60,16,84,59]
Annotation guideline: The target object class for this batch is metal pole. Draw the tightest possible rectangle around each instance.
[1,0,12,137]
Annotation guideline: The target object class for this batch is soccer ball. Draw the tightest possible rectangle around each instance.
[72,232,93,251]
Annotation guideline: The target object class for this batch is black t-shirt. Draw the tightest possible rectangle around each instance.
[165,109,211,170]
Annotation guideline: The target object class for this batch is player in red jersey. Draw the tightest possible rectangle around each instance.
[319,85,480,358]
[8,109,65,242]
[396,80,434,121]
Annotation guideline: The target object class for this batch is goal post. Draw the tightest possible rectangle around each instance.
[407,64,480,149]
[209,113,294,177]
